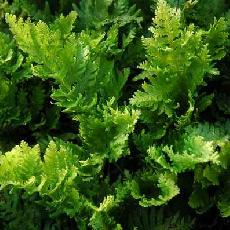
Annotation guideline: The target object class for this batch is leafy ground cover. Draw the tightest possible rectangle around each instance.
[0,0,229,229]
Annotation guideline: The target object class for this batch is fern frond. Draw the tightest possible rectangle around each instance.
[128,171,179,207]
[79,99,140,162]
[0,142,42,192]
[131,0,228,130]
[6,12,78,83]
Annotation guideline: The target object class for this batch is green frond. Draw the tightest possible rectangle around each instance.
[188,187,213,214]
[38,141,78,197]
[0,0,229,228]
[6,12,78,82]
[90,195,122,230]
[127,207,194,230]
[147,121,229,174]
[79,99,140,162]
[75,0,142,30]
[0,140,90,218]
[0,142,42,192]
[129,171,179,207]
[131,0,228,130]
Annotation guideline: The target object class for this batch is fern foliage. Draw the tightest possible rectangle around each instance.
[0,0,229,229]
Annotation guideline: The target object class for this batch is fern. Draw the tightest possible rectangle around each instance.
[6,12,133,114]
[0,142,42,191]
[129,171,180,207]
[78,99,139,162]
[131,0,228,136]
[0,190,42,230]
[0,141,93,219]
[184,0,228,27]
[127,207,194,230]
[145,120,230,216]
[6,12,78,82]
[90,195,122,230]
[147,121,229,173]
[75,0,142,30]
[0,0,229,228]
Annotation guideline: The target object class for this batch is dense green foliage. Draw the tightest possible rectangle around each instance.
[0,0,229,229]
